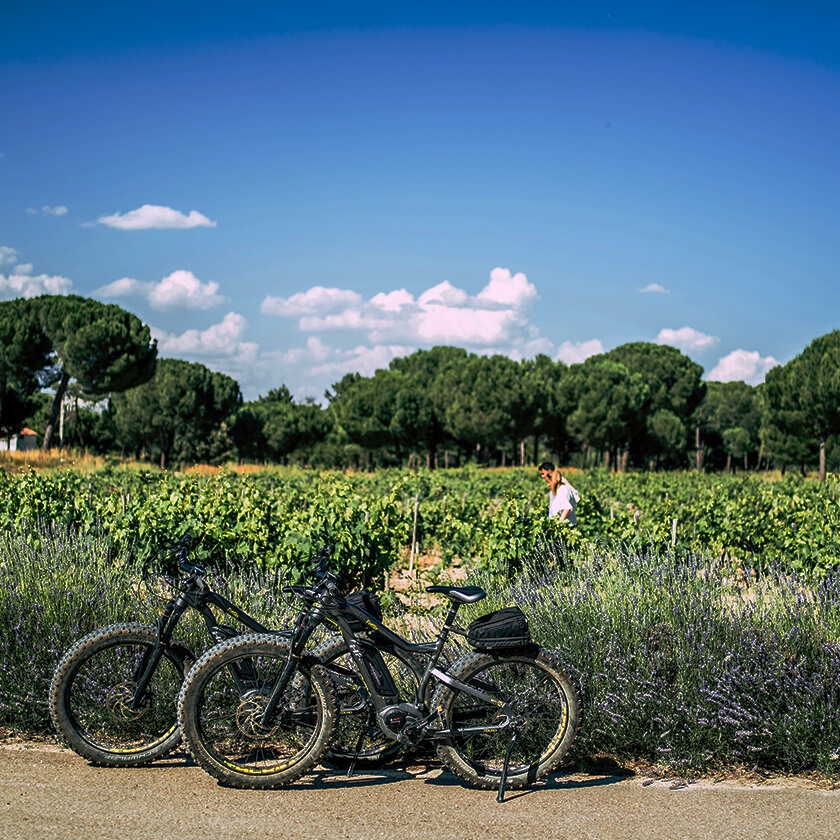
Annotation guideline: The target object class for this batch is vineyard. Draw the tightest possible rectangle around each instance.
[3,465,840,774]
[1,464,839,581]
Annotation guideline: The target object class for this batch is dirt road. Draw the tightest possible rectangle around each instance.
[3,744,840,840]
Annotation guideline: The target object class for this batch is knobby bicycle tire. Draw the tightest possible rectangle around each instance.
[432,647,580,790]
[49,622,193,766]
[178,633,337,788]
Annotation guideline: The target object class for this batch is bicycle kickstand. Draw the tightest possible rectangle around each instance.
[497,729,522,803]
[346,709,373,778]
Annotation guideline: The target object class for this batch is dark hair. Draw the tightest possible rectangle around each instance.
[538,461,555,472]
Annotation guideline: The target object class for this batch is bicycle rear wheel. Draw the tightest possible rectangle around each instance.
[313,634,423,769]
[178,633,336,788]
[433,647,580,790]
[49,623,191,766]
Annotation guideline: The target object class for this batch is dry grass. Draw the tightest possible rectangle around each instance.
[0,449,105,474]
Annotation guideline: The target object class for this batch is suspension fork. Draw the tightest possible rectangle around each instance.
[128,593,190,710]
[258,606,320,726]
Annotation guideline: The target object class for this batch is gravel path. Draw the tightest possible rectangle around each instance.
[3,744,840,840]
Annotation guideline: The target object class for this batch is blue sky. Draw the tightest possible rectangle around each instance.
[2,2,839,400]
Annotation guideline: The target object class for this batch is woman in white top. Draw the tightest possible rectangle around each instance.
[538,461,578,525]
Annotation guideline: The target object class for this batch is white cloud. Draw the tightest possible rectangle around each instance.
[0,247,19,270]
[656,326,719,354]
[149,270,224,310]
[278,336,332,365]
[0,272,73,299]
[96,269,224,310]
[95,204,217,230]
[411,307,521,345]
[307,344,415,381]
[555,339,605,365]
[370,289,415,312]
[152,312,258,363]
[264,267,541,352]
[261,286,363,317]
[706,349,779,386]
[639,283,669,294]
[417,281,469,308]
[476,267,538,309]
[27,205,69,216]
[96,277,147,298]
[0,247,73,299]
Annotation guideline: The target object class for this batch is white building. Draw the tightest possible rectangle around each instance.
[0,428,39,452]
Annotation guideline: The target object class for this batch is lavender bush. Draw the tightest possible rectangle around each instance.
[3,524,840,775]
[466,539,840,774]
[0,523,295,732]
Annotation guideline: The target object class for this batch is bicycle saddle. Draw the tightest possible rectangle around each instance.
[425,585,487,604]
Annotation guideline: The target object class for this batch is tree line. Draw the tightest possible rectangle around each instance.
[2,295,839,476]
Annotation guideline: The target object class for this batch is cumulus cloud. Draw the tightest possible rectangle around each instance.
[307,344,415,381]
[149,270,224,310]
[96,277,147,298]
[261,286,363,317]
[370,289,415,313]
[656,326,719,354]
[96,269,225,310]
[152,312,258,363]
[418,281,470,309]
[639,283,669,294]
[0,247,73,299]
[0,272,73,299]
[706,349,779,386]
[477,268,538,309]
[95,204,217,230]
[0,246,19,270]
[278,336,333,365]
[555,339,605,365]
[263,267,540,351]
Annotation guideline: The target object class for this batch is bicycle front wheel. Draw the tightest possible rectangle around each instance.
[178,633,336,788]
[49,623,191,766]
[433,647,580,790]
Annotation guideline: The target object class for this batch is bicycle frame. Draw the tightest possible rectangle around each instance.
[128,561,280,710]
[266,582,511,742]
[329,596,510,738]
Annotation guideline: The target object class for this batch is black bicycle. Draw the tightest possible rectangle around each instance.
[177,548,581,801]
[48,536,379,768]
[48,535,285,765]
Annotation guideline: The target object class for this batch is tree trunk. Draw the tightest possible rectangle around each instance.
[619,446,630,473]
[160,431,172,470]
[695,424,703,472]
[820,437,826,482]
[42,369,71,451]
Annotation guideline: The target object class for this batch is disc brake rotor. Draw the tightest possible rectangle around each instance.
[235,692,280,741]
[104,683,148,722]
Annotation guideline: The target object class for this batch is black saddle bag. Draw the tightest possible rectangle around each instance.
[466,606,532,651]
[345,589,382,630]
